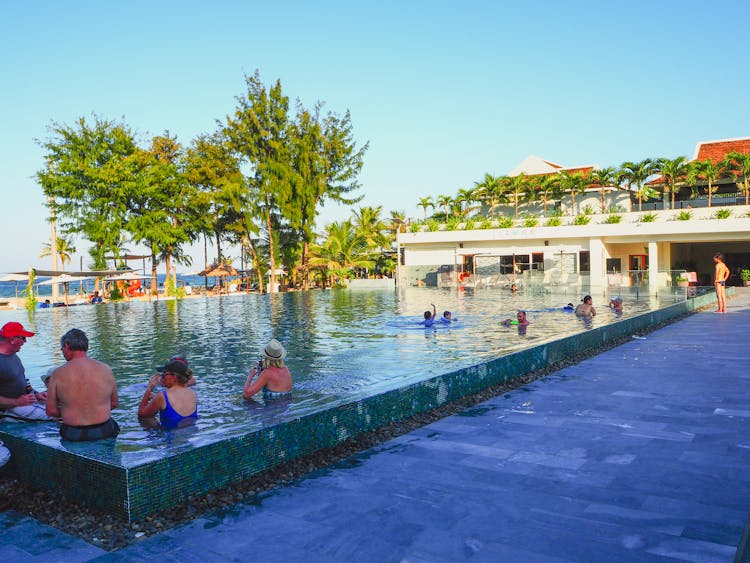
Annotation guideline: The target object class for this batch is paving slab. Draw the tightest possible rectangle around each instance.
[2,290,750,562]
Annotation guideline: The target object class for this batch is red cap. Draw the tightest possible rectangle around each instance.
[0,322,35,338]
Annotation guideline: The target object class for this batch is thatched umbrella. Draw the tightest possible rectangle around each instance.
[198,263,239,293]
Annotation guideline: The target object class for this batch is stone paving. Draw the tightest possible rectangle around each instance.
[2,290,749,562]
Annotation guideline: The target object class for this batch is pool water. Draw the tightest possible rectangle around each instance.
[2,287,680,458]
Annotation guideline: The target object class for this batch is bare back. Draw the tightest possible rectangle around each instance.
[715,261,729,283]
[48,357,118,426]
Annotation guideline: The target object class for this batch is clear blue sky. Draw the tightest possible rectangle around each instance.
[2,0,749,272]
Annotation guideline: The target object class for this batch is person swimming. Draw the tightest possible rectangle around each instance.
[419,304,437,327]
[500,310,530,326]
[563,303,575,312]
[609,295,623,313]
[440,310,454,323]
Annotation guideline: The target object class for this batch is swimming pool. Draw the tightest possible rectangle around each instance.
[7,287,673,451]
[0,286,712,518]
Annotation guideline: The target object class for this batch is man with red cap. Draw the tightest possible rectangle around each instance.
[0,322,51,420]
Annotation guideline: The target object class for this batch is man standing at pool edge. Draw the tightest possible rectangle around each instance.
[713,252,730,313]
[46,328,120,441]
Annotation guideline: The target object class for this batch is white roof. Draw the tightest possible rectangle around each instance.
[508,155,562,177]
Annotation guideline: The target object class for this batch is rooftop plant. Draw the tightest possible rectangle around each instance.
[714,208,732,219]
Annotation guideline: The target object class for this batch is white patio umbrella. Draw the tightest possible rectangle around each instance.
[0,273,29,299]
[38,274,92,305]
[104,271,143,281]
[37,273,85,285]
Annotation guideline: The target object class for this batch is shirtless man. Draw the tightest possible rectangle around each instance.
[575,295,597,318]
[714,252,730,313]
[46,329,120,441]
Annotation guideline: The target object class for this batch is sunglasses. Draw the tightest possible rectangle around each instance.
[14,336,27,342]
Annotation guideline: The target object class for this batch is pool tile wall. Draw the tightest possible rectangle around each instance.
[0,291,719,521]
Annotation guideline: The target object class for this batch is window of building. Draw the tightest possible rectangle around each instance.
[579,251,590,273]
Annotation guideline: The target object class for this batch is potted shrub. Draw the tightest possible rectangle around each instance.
[741,269,750,287]
[676,273,689,287]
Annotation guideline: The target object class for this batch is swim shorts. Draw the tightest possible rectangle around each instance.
[60,418,120,442]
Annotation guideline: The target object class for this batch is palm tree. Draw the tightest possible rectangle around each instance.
[559,171,586,215]
[455,188,477,218]
[588,167,618,212]
[435,194,453,220]
[474,173,503,217]
[40,236,76,270]
[309,220,374,286]
[687,159,721,207]
[655,156,689,210]
[416,197,434,221]
[722,151,750,206]
[353,205,388,250]
[533,174,559,216]
[507,174,528,217]
[387,210,407,237]
[619,159,655,212]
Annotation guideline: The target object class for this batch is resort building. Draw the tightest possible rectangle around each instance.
[396,138,750,294]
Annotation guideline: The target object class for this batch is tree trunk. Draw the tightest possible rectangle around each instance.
[150,251,158,297]
[266,196,276,293]
[215,230,222,263]
[302,240,310,291]
[165,254,173,295]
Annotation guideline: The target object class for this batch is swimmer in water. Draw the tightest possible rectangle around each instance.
[609,295,623,314]
[419,304,436,327]
[440,310,454,323]
[563,303,575,312]
[575,295,596,318]
[500,310,529,327]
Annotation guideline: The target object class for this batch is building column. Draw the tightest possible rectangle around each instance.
[589,238,605,293]
[648,240,659,295]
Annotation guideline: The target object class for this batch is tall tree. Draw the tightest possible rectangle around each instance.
[722,151,750,206]
[507,174,528,217]
[559,171,586,215]
[124,134,199,295]
[185,132,246,269]
[288,103,366,289]
[455,188,477,218]
[223,72,294,293]
[37,116,136,269]
[353,205,388,250]
[687,158,722,207]
[473,173,504,218]
[387,210,406,238]
[40,236,76,270]
[618,159,655,212]
[309,220,374,287]
[531,174,559,216]
[655,156,689,210]
[588,167,618,212]
[435,194,452,220]
[417,196,434,220]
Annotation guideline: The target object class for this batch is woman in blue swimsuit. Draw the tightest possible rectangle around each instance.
[138,356,197,428]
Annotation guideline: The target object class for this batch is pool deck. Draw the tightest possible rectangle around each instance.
[3,289,750,562]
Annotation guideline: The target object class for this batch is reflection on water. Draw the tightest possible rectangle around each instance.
[1,287,681,458]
